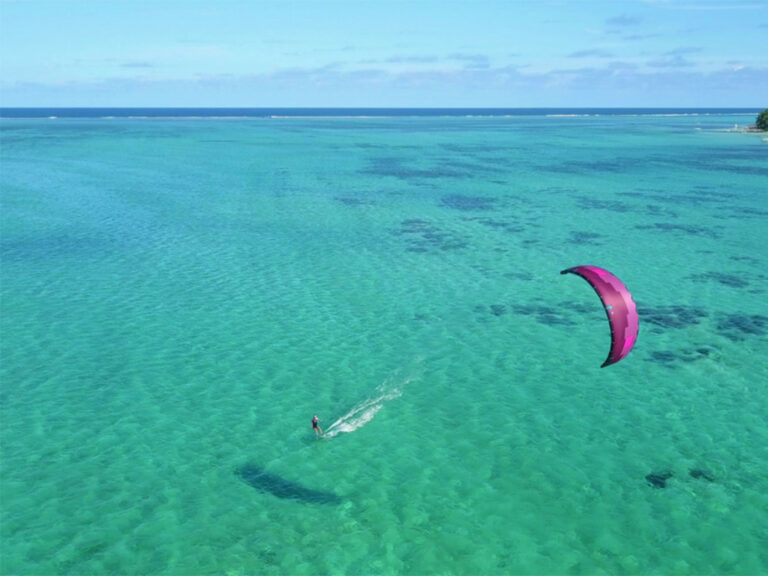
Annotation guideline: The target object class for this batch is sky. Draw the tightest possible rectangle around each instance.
[0,0,766,107]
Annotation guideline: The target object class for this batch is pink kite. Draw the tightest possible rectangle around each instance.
[561,265,639,367]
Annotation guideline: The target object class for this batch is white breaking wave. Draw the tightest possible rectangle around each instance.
[324,371,418,438]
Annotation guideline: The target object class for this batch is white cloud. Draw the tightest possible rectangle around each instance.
[606,14,643,26]
[448,53,491,69]
[3,59,766,107]
[647,55,695,67]
[569,49,615,58]
[385,55,440,64]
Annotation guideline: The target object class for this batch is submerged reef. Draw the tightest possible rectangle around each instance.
[363,157,464,180]
[716,313,768,341]
[440,194,497,211]
[568,231,604,245]
[690,469,715,482]
[463,216,526,234]
[509,302,575,326]
[688,272,749,289]
[645,471,673,489]
[335,196,376,207]
[575,196,632,213]
[393,218,468,253]
[638,305,708,331]
[489,304,507,317]
[646,469,717,488]
[648,347,718,366]
[635,222,720,239]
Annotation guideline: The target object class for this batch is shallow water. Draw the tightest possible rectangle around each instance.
[1,113,767,575]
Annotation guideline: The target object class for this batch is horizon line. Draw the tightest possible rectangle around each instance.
[1,106,762,109]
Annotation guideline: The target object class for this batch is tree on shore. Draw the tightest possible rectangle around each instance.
[757,109,768,131]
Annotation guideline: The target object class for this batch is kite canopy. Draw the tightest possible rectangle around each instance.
[561,265,639,367]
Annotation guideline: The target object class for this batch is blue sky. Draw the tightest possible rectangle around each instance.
[1,0,766,107]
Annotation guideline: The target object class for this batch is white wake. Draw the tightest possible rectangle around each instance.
[324,372,417,438]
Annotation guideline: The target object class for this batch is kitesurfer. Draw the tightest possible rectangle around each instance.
[312,415,323,437]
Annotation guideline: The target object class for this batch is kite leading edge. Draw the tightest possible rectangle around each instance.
[560,265,639,367]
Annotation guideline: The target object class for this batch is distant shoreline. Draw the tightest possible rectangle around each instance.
[0,107,762,119]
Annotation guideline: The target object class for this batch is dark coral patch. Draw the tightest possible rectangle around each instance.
[648,347,716,366]
[690,469,715,482]
[688,272,749,288]
[649,351,681,364]
[539,186,579,196]
[634,183,737,203]
[439,142,512,155]
[437,158,506,176]
[511,303,575,326]
[399,218,431,231]
[644,204,679,218]
[725,206,768,218]
[562,300,601,315]
[441,194,496,211]
[547,159,631,174]
[645,471,673,489]
[716,313,768,340]
[639,305,708,330]
[569,231,604,245]
[730,255,760,266]
[504,271,533,281]
[635,222,720,239]
[394,219,468,253]
[621,190,723,207]
[335,196,376,207]
[575,196,632,213]
[363,157,464,180]
[490,304,507,317]
[473,304,508,320]
[464,216,526,233]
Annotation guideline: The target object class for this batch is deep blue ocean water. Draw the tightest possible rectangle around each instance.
[1,110,767,575]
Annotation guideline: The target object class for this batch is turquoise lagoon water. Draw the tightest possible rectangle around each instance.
[1,112,767,575]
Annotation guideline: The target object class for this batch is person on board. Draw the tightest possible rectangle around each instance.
[312,415,323,437]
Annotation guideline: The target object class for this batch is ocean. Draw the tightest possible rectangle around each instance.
[1,109,766,575]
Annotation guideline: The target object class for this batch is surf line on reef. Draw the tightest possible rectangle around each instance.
[324,368,419,438]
